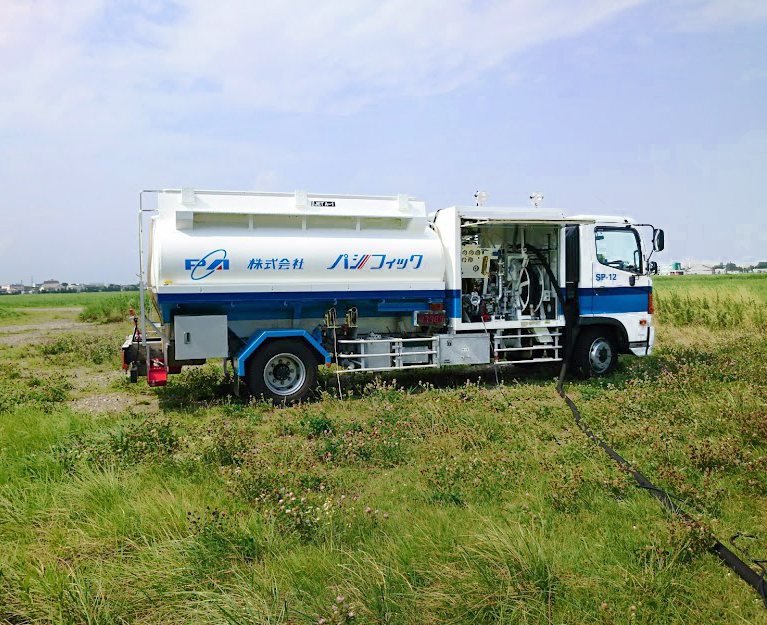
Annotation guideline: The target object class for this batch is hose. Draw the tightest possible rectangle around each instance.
[524,243,767,609]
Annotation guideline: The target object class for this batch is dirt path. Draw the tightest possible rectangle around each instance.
[0,306,90,346]
[0,319,90,346]
[70,391,159,415]
[68,368,159,415]
[1,307,158,415]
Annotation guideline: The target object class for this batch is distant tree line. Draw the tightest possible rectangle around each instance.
[711,262,767,273]
[59,284,140,292]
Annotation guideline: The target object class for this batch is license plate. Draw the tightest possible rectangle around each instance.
[416,311,446,326]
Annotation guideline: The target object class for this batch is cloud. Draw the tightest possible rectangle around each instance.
[1,0,648,129]
[161,0,650,113]
[0,0,765,282]
[4,0,765,132]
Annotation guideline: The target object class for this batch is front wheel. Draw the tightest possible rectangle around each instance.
[572,328,617,378]
[246,340,318,404]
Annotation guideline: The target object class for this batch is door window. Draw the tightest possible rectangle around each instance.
[595,228,642,274]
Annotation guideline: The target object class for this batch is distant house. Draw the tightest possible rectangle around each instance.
[39,279,62,292]
[683,261,721,275]
[1,284,25,294]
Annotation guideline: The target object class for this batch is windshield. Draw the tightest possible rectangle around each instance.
[595,227,642,274]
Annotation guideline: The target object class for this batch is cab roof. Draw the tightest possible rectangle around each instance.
[435,206,594,225]
[569,214,636,224]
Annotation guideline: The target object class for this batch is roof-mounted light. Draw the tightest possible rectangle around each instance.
[475,190,489,206]
[529,192,543,208]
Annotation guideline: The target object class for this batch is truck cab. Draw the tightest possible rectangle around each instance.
[567,217,659,376]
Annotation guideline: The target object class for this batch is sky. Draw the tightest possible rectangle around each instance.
[1,0,765,284]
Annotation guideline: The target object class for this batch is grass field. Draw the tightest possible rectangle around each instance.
[0,292,139,327]
[1,276,766,623]
[654,274,767,330]
[0,291,137,310]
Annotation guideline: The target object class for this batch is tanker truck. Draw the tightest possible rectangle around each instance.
[122,188,664,403]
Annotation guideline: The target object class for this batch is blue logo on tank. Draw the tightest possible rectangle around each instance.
[185,249,229,280]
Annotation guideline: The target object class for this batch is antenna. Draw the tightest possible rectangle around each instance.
[529,192,543,208]
[475,190,489,207]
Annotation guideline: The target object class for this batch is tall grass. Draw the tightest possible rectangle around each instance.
[0,307,22,320]
[655,290,767,330]
[654,275,767,330]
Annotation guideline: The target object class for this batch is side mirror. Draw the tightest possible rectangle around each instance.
[653,229,665,252]
[650,261,658,275]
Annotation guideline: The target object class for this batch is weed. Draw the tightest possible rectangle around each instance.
[60,417,180,468]
[0,370,70,412]
[198,418,257,467]
[688,437,742,471]
[108,417,179,462]
[317,595,357,624]
[549,465,585,512]
[0,307,22,321]
[423,452,516,506]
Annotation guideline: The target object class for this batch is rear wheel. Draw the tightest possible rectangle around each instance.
[572,328,617,378]
[246,339,318,404]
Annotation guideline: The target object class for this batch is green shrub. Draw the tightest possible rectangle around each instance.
[78,294,139,323]
[40,333,116,365]
[157,365,228,407]
[303,413,334,438]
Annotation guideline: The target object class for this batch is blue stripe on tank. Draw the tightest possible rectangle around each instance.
[156,288,446,323]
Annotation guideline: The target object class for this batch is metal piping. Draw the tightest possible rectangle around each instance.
[138,192,148,367]
[138,190,161,368]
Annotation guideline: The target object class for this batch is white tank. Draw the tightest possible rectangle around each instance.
[148,190,446,320]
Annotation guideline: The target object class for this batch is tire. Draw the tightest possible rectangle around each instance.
[572,327,617,378]
[245,339,318,404]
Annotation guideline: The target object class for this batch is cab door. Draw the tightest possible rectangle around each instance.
[591,224,651,350]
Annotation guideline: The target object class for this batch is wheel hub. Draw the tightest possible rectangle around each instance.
[272,362,291,381]
[263,353,307,396]
[588,338,613,374]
